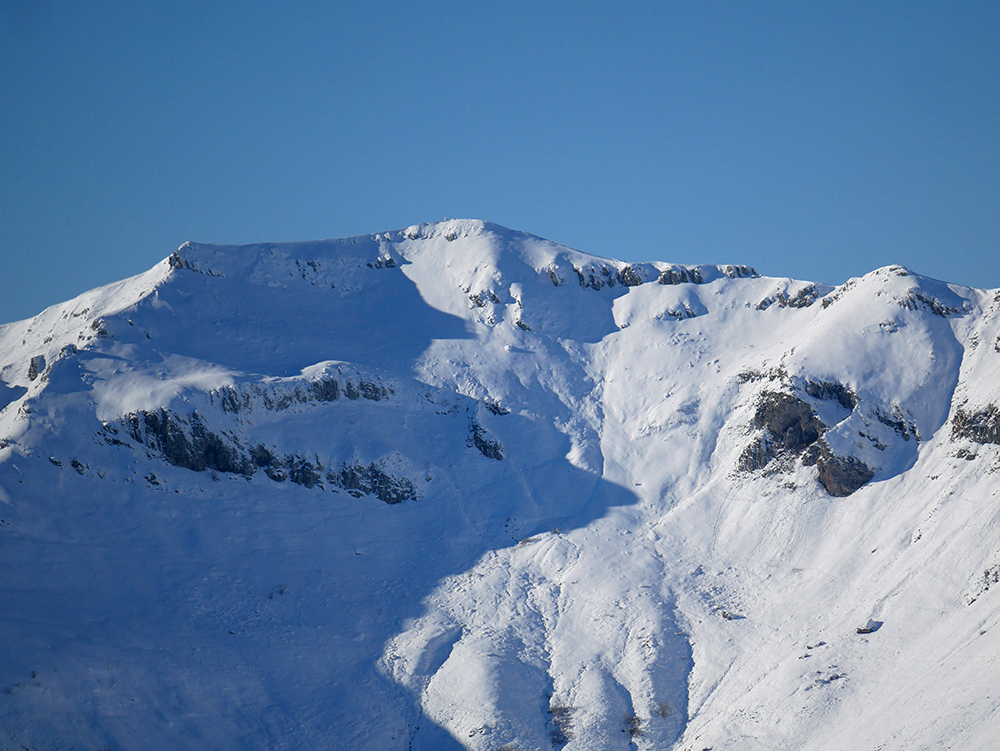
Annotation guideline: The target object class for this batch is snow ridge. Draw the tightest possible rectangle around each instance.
[1,221,999,751]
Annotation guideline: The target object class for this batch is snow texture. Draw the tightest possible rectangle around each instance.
[2,220,1000,750]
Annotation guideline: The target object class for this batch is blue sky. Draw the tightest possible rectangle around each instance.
[1,1,998,324]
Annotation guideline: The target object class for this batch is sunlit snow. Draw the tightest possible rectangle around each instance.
[2,220,999,750]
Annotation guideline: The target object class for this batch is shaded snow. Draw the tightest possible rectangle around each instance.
[1,220,999,750]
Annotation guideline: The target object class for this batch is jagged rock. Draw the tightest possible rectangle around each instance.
[801,443,821,466]
[753,392,823,452]
[344,379,390,401]
[91,319,110,338]
[286,455,323,488]
[250,444,276,468]
[575,266,598,289]
[27,355,44,381]
[470,421,504,460]
[125,409,250,476]
[166,247,222,276]
[572,263,645,290]
[816,449,875,497]
[805,380,858,410]
[735,367,788,385]
[484,398,510,416]
[757,285,820,311]
[619,265,644,287]
[660,306,698,321]
[328,463,417,504]
[214,375,389,414]
[742,392,873,495]
[658,267,703,285]
[738,392,822,472]
[901,291,963,318]
[737,435,772,472]
[308,378,340,402]
[122,410,410,495]
[953,405,1000,445]
[874,407,918,441]
[722,265,758,279]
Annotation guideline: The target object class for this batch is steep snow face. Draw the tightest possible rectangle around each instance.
[1,220,999,751]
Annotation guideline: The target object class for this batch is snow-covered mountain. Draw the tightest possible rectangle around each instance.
[2,219,999,750]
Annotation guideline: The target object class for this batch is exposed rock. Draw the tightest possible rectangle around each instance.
[125,409,250,476]
[816,449,875,497]
[548,703,574,746]
[722,265,758,279]
[308,378,340,402]
[967,565,1000,605]
[328,462,417,504]
[753,392,823,452]
[250,443,277,469]
[575,264,632,290]
[349,379,390,401]
[805,380,857,410]
[367,256,397,269]
[735,367,788,385]
[757,285,820,311]
[658,267,704,285]
[470,421,504,460]
[953,405,1000,445]
[121,409,414,498]
[658,306,698,321]
[91,319,110,338]
[874,406,918,442]
[286,455,323,488]
[820,279,857,310]
[900,291,963,318]
[801,443,821,466]
[214,375,390,414]
[167,247,222,276]
[741,391,874,495]
[737,435,772,472]
[619,265,644,287]
[27,355,45,381]
[856,619,883,634]
[484,398,510,416]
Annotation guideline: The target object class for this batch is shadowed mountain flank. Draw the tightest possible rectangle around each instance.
[1,222,998,751]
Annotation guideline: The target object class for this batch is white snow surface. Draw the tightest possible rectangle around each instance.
[1,219,1000,749]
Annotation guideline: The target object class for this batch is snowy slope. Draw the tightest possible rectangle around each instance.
[1,219,999,750]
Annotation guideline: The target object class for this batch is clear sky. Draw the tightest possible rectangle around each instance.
[2,1,998,324]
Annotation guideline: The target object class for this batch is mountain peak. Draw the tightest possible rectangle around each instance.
[3,224,1000,750]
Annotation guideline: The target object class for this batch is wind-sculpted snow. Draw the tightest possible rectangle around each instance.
[1,220,1000,750]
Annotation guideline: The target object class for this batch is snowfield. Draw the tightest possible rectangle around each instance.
[1,219,999,750]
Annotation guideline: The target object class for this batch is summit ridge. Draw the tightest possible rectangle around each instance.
[1,222,999,750]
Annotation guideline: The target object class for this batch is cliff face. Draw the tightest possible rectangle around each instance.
[1,220,999,750]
